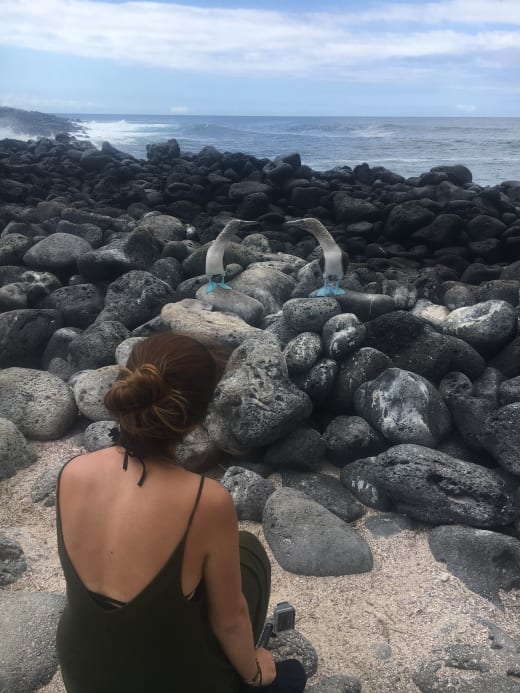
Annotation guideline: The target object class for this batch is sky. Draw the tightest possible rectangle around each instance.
[0,0,519,116]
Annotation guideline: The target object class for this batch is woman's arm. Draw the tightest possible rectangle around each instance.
[202,481,275,687]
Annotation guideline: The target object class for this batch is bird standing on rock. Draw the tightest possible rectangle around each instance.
[205,219,256,292]
[287,218,348,296]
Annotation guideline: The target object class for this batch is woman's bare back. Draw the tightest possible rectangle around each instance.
[57,447,213,603]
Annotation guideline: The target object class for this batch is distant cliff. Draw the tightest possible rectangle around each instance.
[0,107,85,137]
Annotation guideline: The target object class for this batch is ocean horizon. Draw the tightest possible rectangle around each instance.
[2,114,519,187]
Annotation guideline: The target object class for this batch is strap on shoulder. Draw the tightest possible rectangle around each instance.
[183,476,205,543]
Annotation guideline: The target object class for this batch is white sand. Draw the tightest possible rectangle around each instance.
[1,432,519,692]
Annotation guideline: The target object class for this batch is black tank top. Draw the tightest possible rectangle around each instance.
[56,456,241,693]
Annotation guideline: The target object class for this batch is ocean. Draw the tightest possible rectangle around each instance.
[19,115,520,187]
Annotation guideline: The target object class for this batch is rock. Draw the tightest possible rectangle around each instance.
[151,258,183,292]
[84,421,117,452]
[282,297,341,332]
[56,219,103,247]
[341,444,516,527]
[333,193,379,223]
[0,233,33,264]
[263,427,326,472]
[0,533,27,585]
[331,347,393,413]
[429,525,520,607]
[0,417,37,480]
[354,368,452,447]
[480,403,520,476]
[283,332,322,374]
[411,299,450,328]
[196,285,265,326]
[442,300,518,355]
[0,591,65,693]
[220,466,275,521]
[364,311,453,381]
[114,336,147,366]
[489,336,520,378]
[336,290,397,322]
[31,458,69,506]
[322,313,367,360]
[68,321,130,370]
[23,232,92,270]
[135,213,185,245]
[263,488,373,576]
[230,265,296,315]
[208,334,312,451]
[37,283,104,329]
[0,368,77,440]
[414,638,520,692]
[268,629,318,678]
[323,415,387,466]
[384,201,435,241]
[73,365,120,421]
[96,270,174,329]
[161,299,263,348]
[0,308,61,368]
[498,376,520,405]
[281,471,364,522]
[291,358,338,403]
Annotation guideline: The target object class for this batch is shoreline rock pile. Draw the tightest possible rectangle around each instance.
[1,134,520,692]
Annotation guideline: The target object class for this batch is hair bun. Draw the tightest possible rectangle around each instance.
[110,364,165,413]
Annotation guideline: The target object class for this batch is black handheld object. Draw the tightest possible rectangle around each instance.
[273,601,296,634]
[257,622,274,648]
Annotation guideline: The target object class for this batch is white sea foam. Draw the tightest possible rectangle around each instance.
[77,119,174,149]
[0,126,37,141]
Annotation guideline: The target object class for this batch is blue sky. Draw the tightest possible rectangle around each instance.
[1,0,519,116]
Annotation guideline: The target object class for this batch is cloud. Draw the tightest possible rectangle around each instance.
[0,0,519,86]
[169,105,190,114]
[456,103,477,112]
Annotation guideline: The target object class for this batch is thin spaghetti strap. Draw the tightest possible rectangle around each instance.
[183,476,205,542]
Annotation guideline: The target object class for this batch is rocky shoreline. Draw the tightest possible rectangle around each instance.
[1,134,520,692]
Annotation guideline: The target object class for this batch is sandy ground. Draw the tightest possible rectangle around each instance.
[1,431,520,693]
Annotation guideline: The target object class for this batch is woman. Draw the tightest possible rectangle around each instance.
[56,332,306,692]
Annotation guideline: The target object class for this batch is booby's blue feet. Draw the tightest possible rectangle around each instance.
[206,275,232,293]
[315,277,345,296]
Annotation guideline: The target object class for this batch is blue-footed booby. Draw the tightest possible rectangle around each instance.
[287,218,348,296]
[205,219,256,293]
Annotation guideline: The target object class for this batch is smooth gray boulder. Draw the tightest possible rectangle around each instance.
[73,365,120,421]
[208,334,312,452]
[442,300,518,355]
[0,533,27,585]
[341,444,516,527]
[115,336,147,366]
[428,525,520,607]
[354,368,452,447]
[263,488,373,576]
[196,285,265,326]
[0,368,77,440]
[0,591,65,693]
[161,299,263,348]
[0,417,37,480]
[281,471,364,523]
[230,265,296,314]
[220,466,275,521]
[23,232,92,269]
